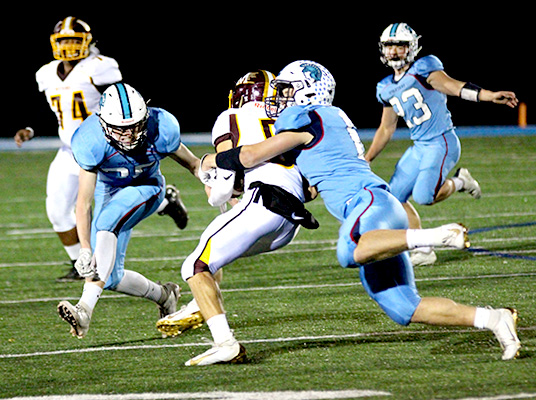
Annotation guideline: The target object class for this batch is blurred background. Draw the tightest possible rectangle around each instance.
[5,5,531,139]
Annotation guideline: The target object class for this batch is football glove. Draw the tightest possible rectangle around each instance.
[198,154,217,187]
[208,168,236,207]
[74,248,95,278]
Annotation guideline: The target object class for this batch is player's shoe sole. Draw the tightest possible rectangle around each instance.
[57,300,90,339]
[156,310,204,338]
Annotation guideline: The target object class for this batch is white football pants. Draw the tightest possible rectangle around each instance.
[181,187,300,281]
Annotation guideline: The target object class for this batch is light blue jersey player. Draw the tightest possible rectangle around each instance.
[200,60,521,362]
[367,23,518,266]
[57,83,200,339]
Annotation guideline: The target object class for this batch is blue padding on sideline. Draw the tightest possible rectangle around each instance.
[1,125,535,151]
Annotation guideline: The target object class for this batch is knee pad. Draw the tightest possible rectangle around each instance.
[359,253,420,326]
[369,284,421,326]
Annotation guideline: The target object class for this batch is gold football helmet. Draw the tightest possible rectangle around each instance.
[50,16,93,61]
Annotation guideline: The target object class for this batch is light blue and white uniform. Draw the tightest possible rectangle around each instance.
[274,104,421,325]
[376,55,461,205]
[71,108,181,289]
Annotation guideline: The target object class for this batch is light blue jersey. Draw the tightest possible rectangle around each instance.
[72,107,181,187]
[71,107,181,289]
[376,55,454,140]
[274,104,389,222]
[274,104,420,326]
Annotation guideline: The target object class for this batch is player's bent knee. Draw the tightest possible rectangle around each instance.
[372,285,421,326]
[412,191,435,206]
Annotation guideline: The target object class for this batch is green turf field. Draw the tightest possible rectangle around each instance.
[0,135,534,400]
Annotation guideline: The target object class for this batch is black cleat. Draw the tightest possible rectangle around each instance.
[158,184,189,229]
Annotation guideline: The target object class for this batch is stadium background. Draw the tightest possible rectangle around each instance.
[4,6,533,140]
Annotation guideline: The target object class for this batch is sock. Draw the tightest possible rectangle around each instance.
[406,229,436,250]
[156,198,169,213]
[65,242,81,262]
[114,270,163,302]
[79,282,103,314]
[207,313,234,344]
[474,307,501,330]
[451,177,464,192]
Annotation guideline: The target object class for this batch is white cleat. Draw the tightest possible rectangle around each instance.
[185,338,247,366]
[492,308,521,360]
[57,301,91,339]
[157,282,181,319]
[156,303,205,338]
[437,223,470,249]
[410,249,437,266]
[455,168,482,199]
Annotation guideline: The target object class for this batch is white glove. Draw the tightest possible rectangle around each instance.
[208,168,236,207]
[74,248,96,278]
[198,154,217,187]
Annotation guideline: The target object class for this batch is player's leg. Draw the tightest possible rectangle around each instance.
[337,188,468,268]
[45,147,82,281]
[388,145,436,265]
[58,184,168,337]
[181,189,297,365]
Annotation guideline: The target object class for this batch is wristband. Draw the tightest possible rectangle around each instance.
[460,82,481,102]
[215,146,246,172]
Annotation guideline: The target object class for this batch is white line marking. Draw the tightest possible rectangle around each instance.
[1,272,535,304]
[439,394,536,400]
[2,389,392,400]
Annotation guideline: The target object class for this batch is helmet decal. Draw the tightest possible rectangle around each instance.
[300,63,323,83]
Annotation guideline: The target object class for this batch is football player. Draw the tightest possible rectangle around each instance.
[56,83,200,339]
[166,70,318,366]
[200,60,521,362]
[366,23,518,266]
[14,16,188,282]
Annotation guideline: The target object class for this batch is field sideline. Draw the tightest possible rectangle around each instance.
[0,134,535,400]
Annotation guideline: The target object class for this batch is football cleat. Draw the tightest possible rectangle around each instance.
[56,266,84,282]
[57,301,91,338]
[158,185,188,229]
[436,223,470,249]
[455,168,482,199]
[409,249,437,266]
[157,282,181,319]
[185,338,246,366]
[492,307,521,360]
[156,304,205,338]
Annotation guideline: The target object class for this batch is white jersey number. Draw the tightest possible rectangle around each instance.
[389,87,432,128]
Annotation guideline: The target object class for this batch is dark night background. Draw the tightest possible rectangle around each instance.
[5,6,532,139]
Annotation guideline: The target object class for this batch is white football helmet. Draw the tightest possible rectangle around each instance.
[379,23,421,69]
[98,83,149,153]
[265,60,335,118]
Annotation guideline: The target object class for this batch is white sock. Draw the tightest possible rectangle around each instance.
[64,242,81,262]
[156,198,169,213]
[451,177,464,192]
[114,270,162,302]
[406,229,435,250]
[79,282,103,314]
[207,313,234,344]
[474,307,501,330]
